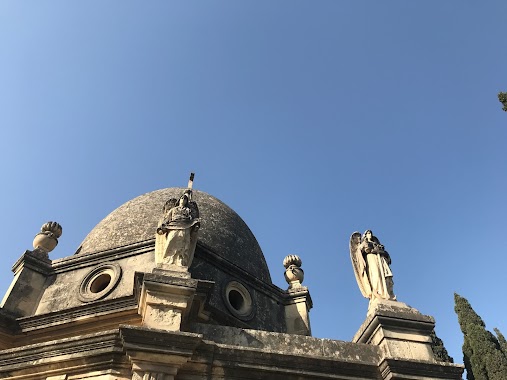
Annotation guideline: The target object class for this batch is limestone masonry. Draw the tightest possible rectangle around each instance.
[0,186,463,379]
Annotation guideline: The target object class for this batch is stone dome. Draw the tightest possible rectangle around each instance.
[78,188,272,283]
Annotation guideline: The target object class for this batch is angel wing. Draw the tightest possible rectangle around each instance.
[163,198,178,213]
[349,232,372,299]
[188,201,199,219]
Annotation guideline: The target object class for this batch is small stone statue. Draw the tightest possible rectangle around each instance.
[349,230,396,301]
[283,254,304,289]
[155,189,200,267]
[32,221,62,254]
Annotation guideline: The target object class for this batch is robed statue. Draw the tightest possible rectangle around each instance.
[349,230,396,301]
[155,189,200,267]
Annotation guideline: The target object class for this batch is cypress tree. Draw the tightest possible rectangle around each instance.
[430,329,454,363]
[454,293,507,380]
[499,92,507,112]
[494,328,507,356]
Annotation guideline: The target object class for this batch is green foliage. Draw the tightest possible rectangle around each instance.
[430,329,454,363]
[454,293,507,380]
[499,92,507,112]
[494,328,507,356]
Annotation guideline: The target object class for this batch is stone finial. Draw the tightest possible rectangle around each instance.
[32,221,62,253]
[283,254,304,289]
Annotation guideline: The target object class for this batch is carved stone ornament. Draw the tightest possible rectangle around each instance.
[349,230,396,301]
[155,189,200,268]
[32,221,62,254]
[283,254,304,289]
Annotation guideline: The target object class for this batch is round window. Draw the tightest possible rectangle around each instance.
[78,263,122,302]
[90,273,112,293]
[223,280,254,320]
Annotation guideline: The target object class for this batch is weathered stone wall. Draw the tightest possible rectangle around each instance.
[35,245,155,316]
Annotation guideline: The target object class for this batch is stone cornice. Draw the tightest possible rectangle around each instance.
[33,239,289,306]
[17,296,139,334]
[0,309,20,335]
[194,244,287,302]
[11,251,53,276]
[120,325,202,370]
[182,332,381,380]
[190,322,380,361]
[283,286,313,308]
[379,357,464,379]
[51,240,155,274]
[208,345,380,379]
[120,325,202,355]
[0,330,124,375]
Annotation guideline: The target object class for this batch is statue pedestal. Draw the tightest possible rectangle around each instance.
[152,263,191,279]
[284,286,312,336]
[353,299,463,379]
[353,299,435,361]
[138,272,198,331]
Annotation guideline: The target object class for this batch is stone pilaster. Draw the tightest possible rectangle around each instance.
[0,250,52,317]
[138,272,198,331]
[284,287,312,336]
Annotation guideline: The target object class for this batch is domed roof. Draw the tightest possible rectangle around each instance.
[78,188,272,283]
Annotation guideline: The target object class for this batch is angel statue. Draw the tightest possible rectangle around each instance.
[349,230,396,301]
[155,189,200,267]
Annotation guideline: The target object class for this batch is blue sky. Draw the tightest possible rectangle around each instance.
[1,1,506,366]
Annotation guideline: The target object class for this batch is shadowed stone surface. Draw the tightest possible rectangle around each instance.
[78,188,271,283]
[191,323,380,362]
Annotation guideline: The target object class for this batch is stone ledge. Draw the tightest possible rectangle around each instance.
[18,296,138,333]
[190,323,380,362]
[379,357,464,379]
[182,337,380,380]
[53,240,155,274]
[120,325,202,354]
[0,330,124,375]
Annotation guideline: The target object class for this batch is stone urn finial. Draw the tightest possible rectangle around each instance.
[32,221,62,254]
[283,254,304,289]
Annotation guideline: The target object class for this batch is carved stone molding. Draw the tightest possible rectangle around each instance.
[120,326,202,380]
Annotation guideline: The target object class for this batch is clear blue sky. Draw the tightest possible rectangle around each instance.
[1,1,506,366]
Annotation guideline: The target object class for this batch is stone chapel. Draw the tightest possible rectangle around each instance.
[0,185,463,379]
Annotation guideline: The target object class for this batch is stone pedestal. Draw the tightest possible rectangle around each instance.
[138,272,198,331]
[152,264,191,278]
[0,250,52,317]
[353,299,463,379]
[284,287,312,336]
[353,299,435,361]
